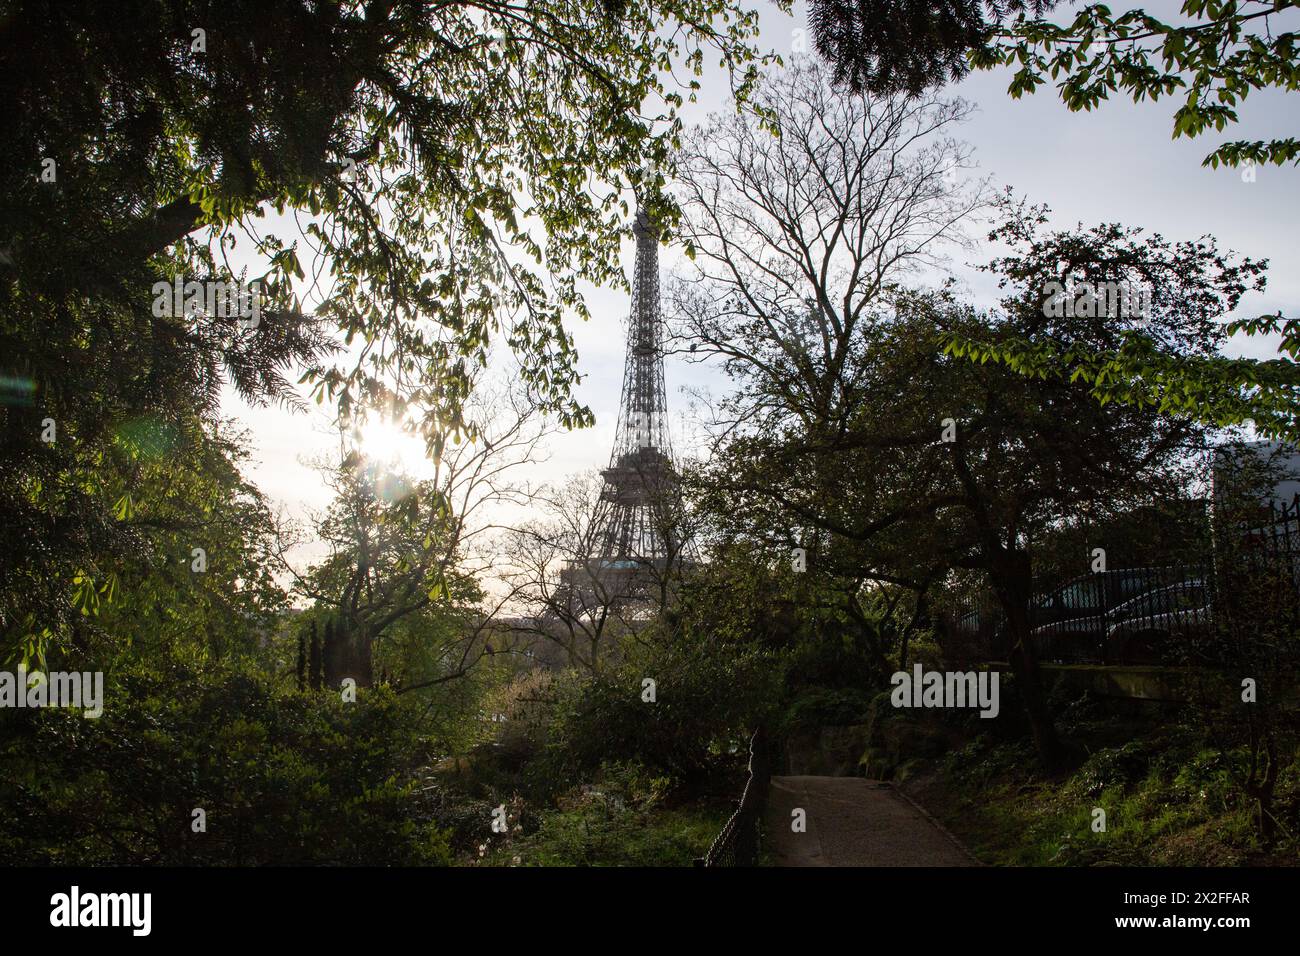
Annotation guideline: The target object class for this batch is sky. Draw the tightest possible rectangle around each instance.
[223,0,1300,577]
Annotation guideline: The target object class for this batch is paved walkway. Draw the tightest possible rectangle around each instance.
[765,775,975,866]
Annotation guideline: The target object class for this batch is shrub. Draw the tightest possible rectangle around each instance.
[492,761,725,867]
[0,663,454,865]
[534,636,780,788]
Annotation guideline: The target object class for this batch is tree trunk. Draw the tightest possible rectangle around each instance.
[1245,715,1280,845]
[987,545,1063,768]
[323,617,375,689]
[897,588,931,673]
[354,629,375,688]
[309,622,323,690]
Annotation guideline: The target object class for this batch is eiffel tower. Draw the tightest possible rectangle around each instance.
[566,208,684,598]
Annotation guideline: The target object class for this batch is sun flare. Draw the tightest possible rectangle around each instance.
[355,419,435,480]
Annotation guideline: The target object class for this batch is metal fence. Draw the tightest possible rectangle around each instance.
[939,496,1300,667]
[696,726,770,867]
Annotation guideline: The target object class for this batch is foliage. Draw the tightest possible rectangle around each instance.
[780,687,877,731]
[0,664,457,865]
[4,0,783,435]
[810,1,1300,171]
[2,0,783,660]
[972,0,1300,171]
[943,312,1300,443]
[818,5,1300,439]
[934,725,1300,865]
[533,626,781,786]
[297,452,471,686]
[489,761,727,866]
[809,0,1056,95]
[2,417,288,666]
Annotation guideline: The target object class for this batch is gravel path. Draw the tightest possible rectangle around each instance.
[764,775,976,867]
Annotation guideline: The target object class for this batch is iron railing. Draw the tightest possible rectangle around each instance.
[938,496,1300,666]
[696,726,770,867]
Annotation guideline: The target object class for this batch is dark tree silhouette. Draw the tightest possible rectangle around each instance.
[808,0,1056,95]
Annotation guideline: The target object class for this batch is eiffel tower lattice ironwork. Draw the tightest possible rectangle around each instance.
[599,208,677,555]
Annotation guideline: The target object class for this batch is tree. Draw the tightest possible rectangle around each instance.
[0,248,332,660]
[10,417,292,670]
[808,2,1300,446]
[494,467,696,674]
[678,138,1238,763]
[294,380,554,687]
[495,473,628,674]
[695,282,1216,765]
[810,1,1300,170]
[939,194,1298,443]
[1,0,782,656]
[3,0,783,431]
[669,60,986,437]
[665,57,982,676]
[809,0,1055,96]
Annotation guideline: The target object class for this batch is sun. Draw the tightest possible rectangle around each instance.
[355,418,435,479]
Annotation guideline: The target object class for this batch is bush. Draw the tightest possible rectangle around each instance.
[533,635,780,788]
[1073,741,1153,798]
[0,663,455,865]
[490,761,726,867]
[780,687,875,732]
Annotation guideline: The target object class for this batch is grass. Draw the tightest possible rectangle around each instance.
[904,725,1300,866]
